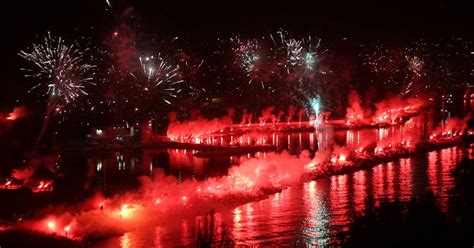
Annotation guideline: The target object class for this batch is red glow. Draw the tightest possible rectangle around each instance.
[2,106,27,121]
[34,180,53,192]
[9,118,472,240]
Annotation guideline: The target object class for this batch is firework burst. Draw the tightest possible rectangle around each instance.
[130,54,183,105]
[229,36,262,83]
[19,32,96,105]
[18,32,96,153]
[361,38,470,97]
[406,55,424,76]
[271,30,321,73]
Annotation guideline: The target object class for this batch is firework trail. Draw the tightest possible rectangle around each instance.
[19,32,96,153]
[400,55,424,96]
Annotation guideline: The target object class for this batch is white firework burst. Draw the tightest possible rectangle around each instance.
[19,32,96,104]
[130,55,183,105]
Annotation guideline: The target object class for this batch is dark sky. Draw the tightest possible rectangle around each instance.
[4,0,471,35]
[1,0,472,107]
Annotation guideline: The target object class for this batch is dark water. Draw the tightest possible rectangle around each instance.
[52,115,470,247]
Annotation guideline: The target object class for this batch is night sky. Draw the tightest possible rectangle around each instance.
[1,0,472,107]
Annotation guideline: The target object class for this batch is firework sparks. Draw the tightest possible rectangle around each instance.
[230,36,261,83]
[18,32,96,105]
[19,32,96,153]
[130,54,183,105]
[272,30,321,72]
[309,96,321,124]
[361,38,471,97]
[406,55,423,76]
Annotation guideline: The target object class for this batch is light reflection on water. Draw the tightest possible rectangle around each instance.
[91,146,466,247]
[88,117,431,194]
[84,114,472,247]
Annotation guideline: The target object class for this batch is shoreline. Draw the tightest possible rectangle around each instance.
[0,135,471,241]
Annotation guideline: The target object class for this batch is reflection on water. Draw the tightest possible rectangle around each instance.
[91,146,467,247]
[79,114,472,247]
[427,148,457,212]
[85,117,433,194]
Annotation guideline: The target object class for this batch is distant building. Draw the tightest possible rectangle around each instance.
[87,123,143,146]
[87,120,168,146]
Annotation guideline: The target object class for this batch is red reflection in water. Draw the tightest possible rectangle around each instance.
[386,162,396,201]
[181,219,191,246]
[329,175,351,233]
[309,132,315,150]
[99,144,467,247]
[352,170,367,213]
[88,114,466,247]
[428,150,441,202]
[302,180,330,246]
[371,165,384,206]
[398,158,413,202]
[167,149,207,175]
[120,233,131,248]
[153,226,164,247]
[428,147,459,212]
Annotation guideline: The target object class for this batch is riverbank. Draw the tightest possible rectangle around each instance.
[0,135,471,242]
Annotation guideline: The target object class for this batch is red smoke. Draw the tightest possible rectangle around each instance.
[1,106,28,122]
[346,90,365,124]
[167,109,234,143]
